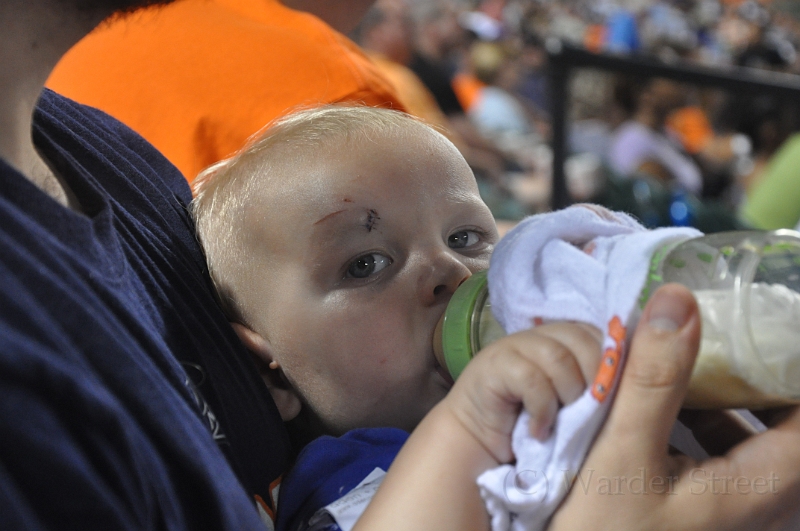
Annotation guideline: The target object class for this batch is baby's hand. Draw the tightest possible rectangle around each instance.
[353,322,602,531]
[443,322,602,464]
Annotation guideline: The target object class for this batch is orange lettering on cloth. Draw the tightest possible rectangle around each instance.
[591,316,625,402]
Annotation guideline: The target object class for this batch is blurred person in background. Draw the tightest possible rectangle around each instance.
[465,42,534,141]
[455,38,554,213]
[665,89,750,201]
[354,0,443,126]
[353,0,501,182]
[401,0,533,220]
[609,76,704,194]
[462,39,552,175]
[408,1,465,115]
[406,0,509,163]
[722,93,792,194]
[515,32,551,118]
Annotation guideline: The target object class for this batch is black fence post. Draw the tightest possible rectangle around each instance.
[548,39,572,210]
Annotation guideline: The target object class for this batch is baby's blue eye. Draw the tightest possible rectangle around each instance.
[448,230,480,249]
[346,253,392,279]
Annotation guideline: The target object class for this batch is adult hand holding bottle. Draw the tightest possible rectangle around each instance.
[548,283,800,531]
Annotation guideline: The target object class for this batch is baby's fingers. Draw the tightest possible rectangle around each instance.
[486,330,591,406]
[520,376,560,440]
[498,350,560,440]
[530,322,603,387]
[450,325,601,462]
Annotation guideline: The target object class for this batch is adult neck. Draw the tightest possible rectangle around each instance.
[0,0,109,208]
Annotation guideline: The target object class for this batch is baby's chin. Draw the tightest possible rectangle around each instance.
[314,393,443,435]
[392,385,452,433]
[413,377,452,425]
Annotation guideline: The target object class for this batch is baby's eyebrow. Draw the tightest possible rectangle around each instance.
[312,207,379,234]
[308,208,381,271]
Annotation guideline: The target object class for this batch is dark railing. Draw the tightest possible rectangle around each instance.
[547,41,800,209]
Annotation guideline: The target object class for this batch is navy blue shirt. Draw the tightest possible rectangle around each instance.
[0,90,291,529]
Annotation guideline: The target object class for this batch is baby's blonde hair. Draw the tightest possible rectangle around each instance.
[191,104,449,324]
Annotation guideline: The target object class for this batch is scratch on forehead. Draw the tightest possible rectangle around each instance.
[313,198,355,225]
[312,200,381,232]
[313,209,346,225]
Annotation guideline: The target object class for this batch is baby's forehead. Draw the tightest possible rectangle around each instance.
[281,124,444,174]
[247,121,459,212]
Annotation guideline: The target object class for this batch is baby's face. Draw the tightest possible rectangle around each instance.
[241,130,498,434]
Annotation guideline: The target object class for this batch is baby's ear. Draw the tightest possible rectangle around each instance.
[230,322,302,422]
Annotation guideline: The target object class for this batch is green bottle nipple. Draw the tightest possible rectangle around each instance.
[433,270,507,380]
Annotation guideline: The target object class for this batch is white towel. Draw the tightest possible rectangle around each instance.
[477,205,701,531]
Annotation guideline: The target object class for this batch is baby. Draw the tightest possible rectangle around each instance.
[191,106,600,531]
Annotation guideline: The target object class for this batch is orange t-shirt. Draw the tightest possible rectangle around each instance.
[47,0,405,182]
[584,24,607,54]
[666,106,714,154]
[451,72,486,113]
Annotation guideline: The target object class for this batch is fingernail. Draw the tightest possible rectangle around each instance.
[646,286,692,332]
[530,403,557,440]
[531,419,552,441]
[535,425,552,441]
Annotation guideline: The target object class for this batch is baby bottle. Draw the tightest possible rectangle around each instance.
[433,230,800,409]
